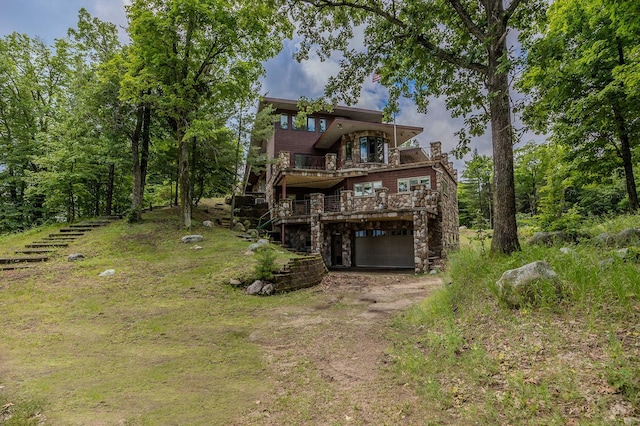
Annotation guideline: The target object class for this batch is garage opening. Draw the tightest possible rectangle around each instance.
[353,229,414,268]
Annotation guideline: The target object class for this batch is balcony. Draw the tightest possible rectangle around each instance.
[274,184,439,222]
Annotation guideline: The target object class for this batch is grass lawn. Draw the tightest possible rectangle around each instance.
[0,203,308,424]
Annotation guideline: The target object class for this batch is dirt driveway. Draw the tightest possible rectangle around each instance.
[237,271,443,425]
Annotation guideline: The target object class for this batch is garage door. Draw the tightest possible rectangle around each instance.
[354,230,414,268]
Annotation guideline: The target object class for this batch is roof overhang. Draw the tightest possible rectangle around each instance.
[314,118,423,149]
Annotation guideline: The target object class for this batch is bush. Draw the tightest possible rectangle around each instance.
[254,246,277,281]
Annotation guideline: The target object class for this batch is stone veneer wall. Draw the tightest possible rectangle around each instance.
[273,255,327,292]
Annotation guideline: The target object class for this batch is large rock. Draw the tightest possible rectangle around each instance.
[528,231,583,246]
[202,220,214,228]
[248,239,270,252]
[260,283,275,296]
[616,229,640,246]
[246,280,264,295]
[234,222,246,232]
[496,261,561,308]
[98,269,115,277]
[593,232,615,247]
[181,235,204,243]
[68,253,85,262]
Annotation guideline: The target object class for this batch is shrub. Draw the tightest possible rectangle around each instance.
[254,246,277,281]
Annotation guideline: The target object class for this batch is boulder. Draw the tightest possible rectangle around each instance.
[181,235,204,243]
[247,229,259,239]
[234,222,246,232]
[616,229,640,246]
[191,245,203,250]
[261,283,275,295]
[495,261,560,308]
[246,280,264,295]
[229,278,242,287]
[98,269,115,277]
[599,257,615,268]
[593,232,615,247]
[68,253,85,262]
[202,220,214,228]
[559,247,575,255]
[247,239,270,252]
[528,231,576,246]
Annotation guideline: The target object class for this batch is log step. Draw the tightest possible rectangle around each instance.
[60,227,92,232]
[0,264,33,271]
[15,249,56,254]
[69,224,103,228]
[25,243,69,248]
[0,256,49,264]
[49,233,84,237]
[40,237,78,241]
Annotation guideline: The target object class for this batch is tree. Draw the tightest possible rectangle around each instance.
[519,0,640,213]
[124,0,287,228]
[460,149,493,227]
[285,0,547,254]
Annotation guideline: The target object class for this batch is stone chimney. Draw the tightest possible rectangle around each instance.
[430,141,442,161]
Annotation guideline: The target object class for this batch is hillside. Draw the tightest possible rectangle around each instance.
[1,208,639,424]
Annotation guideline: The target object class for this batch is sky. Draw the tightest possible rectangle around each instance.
[0,0,538,173]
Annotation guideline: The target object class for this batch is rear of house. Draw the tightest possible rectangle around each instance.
[245,97,459,273]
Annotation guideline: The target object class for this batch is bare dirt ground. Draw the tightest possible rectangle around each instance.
[236,271,443,425]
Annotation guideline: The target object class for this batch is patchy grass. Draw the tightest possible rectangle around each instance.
[0,203,306,425]
[389,217,640,424]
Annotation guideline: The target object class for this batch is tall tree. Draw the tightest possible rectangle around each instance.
[519,0,640,213]
[460,149,494,227]
[124,0,287,228]
[285,0,547,254]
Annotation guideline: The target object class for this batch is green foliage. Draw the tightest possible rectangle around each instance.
[459,149,493,228]
[519,0,640,212]
[254,245,278,281]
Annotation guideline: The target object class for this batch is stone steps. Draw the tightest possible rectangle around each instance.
[60,227,93,232]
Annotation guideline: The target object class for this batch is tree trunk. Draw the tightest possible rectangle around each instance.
[106,163,115,216]
[94,181,100,216]
[487,7,520,254]
[178,127,192,228]
[613,106,639,213]
[130,103,144,222]
[140,103,151,199]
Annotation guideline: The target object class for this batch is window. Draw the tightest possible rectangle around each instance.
[280,114,288,129]
[307,117,316,132]
[292,114,301,130]
[359,136,385,163]
[319,117,327,132]
[354,181,382,196]
[397,176,431,192]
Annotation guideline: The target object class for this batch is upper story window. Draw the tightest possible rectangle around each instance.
[307,117,316,132]
[359,136,385,163]
[397,176,431,192]
[292,114,301,130]
[319,117,327,132]
[280,114,288,129]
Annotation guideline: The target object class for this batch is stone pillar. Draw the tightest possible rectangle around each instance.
[430,142,442,161]
[310,193,325,214]
[325,153,337,171]
[340,190,353,212]
[278,151,291,170]
[411,183,426,208]
[342,227,352,268]
[389,148,401,166]
[375,187,388,210]
[278,199,292,218]
[413,211,430,274]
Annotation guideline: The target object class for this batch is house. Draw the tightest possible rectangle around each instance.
[245,97,459,273]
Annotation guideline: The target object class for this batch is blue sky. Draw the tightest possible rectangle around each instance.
[0,0,531,172]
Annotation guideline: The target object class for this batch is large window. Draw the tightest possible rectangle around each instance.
[354,181,382,196]
[359,136,385,163]
[397,176,431,192]
[307,117,316,132]
[319,117,327,132]
[280,113,288,129]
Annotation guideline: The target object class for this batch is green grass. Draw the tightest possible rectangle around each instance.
[0,204,308,425]
[388,217,640,424]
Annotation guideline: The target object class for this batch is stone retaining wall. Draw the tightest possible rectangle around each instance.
[273,255,327,292]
